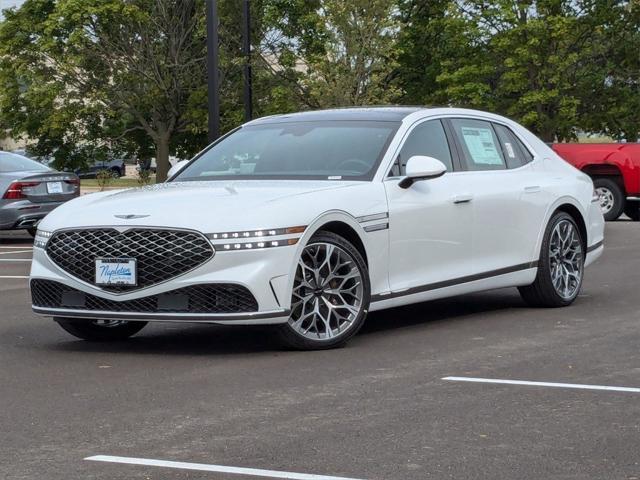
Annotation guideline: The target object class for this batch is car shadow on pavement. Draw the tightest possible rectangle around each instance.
[360,289,528,336]
[44,289,528,356]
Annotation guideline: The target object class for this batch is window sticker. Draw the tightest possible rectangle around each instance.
[460,127,503,165]
[504,142,516,158]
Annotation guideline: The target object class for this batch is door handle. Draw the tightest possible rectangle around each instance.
[524,185,541,193]
[453,194,473,204]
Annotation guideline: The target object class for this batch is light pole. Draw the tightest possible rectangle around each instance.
[242,0,253,122]
[205,0,220,142]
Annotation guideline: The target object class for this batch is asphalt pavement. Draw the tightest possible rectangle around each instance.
[1,222,639,480]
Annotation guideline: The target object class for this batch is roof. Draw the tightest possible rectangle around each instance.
[248,106,427,125]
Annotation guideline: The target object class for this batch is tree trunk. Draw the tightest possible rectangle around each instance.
[155,134,171,182]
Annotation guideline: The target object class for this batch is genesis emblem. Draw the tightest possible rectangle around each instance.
[114,214,150,220]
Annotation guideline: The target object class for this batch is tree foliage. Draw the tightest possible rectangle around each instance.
[0,0,638,177]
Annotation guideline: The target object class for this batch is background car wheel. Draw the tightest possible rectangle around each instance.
[110,168,121,179]
[26,227,38,237]
[276,231,370,350]
[623,201,640,221]
[593,178,624,221]
[519,211,584,308]
[54,317,147,341]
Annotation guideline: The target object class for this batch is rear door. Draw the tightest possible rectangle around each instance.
[446,118,543,274]
[385,119,474,292]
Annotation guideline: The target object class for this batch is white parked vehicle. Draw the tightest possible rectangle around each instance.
[30,107,605,349]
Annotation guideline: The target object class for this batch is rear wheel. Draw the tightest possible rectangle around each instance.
[55,318,147,341]
[276,231,370,350]
[519,212,584,307]
[593,177,624,221]
[110,168,121,179]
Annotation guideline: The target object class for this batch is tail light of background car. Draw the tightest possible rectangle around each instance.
[2,181,41,200]
[64,178,80,190]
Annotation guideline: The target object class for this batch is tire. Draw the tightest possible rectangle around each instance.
[55,317,147,341]
[518,212,585,308]
[593,177,624,221]
[276,231,370,350]
[624,201,640,221]
[110,168,121,179]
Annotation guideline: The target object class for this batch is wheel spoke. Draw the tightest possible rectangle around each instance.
[288,241,364,341]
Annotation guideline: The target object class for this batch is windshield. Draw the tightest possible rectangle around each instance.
[0,152,50,173]
[174,120,399,181]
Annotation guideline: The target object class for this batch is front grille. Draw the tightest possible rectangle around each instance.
[31,279,259,314]
[46,228,214,292]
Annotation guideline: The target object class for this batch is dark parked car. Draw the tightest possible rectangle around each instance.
[0,152,79,236]
[75,157,126,179]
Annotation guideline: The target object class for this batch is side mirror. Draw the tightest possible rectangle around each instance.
[398,156,447,189]
[167,160,189,180]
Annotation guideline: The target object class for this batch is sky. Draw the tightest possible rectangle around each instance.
[0,0,25,19]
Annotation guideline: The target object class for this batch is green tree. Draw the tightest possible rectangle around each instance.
[262,0,402,108]
[397,0,640,142]
[0,0,208,181]
[576,0,640,141]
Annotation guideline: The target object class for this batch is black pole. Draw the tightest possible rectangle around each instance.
[242,0,253,122]
[205,0,220,142]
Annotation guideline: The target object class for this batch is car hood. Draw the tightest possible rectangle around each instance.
[39,180,383,232]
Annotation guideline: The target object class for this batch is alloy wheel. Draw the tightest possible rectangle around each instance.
[596,186,614,214]
[549,219,583,300]
[289,242,364,341]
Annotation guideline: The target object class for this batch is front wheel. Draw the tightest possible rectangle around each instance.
[519,212,584,308]
[55,318,147,341]
[276,231,370,350]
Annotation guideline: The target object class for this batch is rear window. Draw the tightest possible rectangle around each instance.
[0,152,50,173]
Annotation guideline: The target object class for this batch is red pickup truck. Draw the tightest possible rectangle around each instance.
[552,143,640,221]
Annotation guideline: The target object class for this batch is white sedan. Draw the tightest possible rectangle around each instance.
[30,107,604,349]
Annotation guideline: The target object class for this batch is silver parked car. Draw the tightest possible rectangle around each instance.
[0,152,79,236]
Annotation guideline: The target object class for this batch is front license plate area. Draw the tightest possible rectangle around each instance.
[95,258,137,286]
[47,181,64,194]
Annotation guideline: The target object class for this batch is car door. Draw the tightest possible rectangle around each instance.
[384,119,474,293]
[446,117,544,275]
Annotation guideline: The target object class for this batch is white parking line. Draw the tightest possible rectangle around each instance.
[85,455,367,480]
[0,245,33,249]
[442,376,640,393]
[0,250,32,255]
[0,276,29,279]
[0,259,31,262]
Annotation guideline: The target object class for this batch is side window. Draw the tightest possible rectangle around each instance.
[391,120,453,176]
[493,123,533,168]
[450,118,506,171]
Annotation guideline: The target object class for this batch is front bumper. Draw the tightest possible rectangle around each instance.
[32,306,290,325]
[29,240,299,325]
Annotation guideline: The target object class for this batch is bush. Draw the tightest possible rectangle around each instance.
[137,168,153,186]
[96,170,114,191]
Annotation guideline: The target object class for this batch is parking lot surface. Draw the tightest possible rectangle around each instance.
[1,222,639,480]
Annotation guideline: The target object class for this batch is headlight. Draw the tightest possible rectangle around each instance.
[206,226,306,250]
[33,229,53,249]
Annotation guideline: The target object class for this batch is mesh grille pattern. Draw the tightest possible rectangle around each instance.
[31,280,258,314]
[46,228,214,292]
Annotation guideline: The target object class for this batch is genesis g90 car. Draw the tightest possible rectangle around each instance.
[29,108,604,349]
